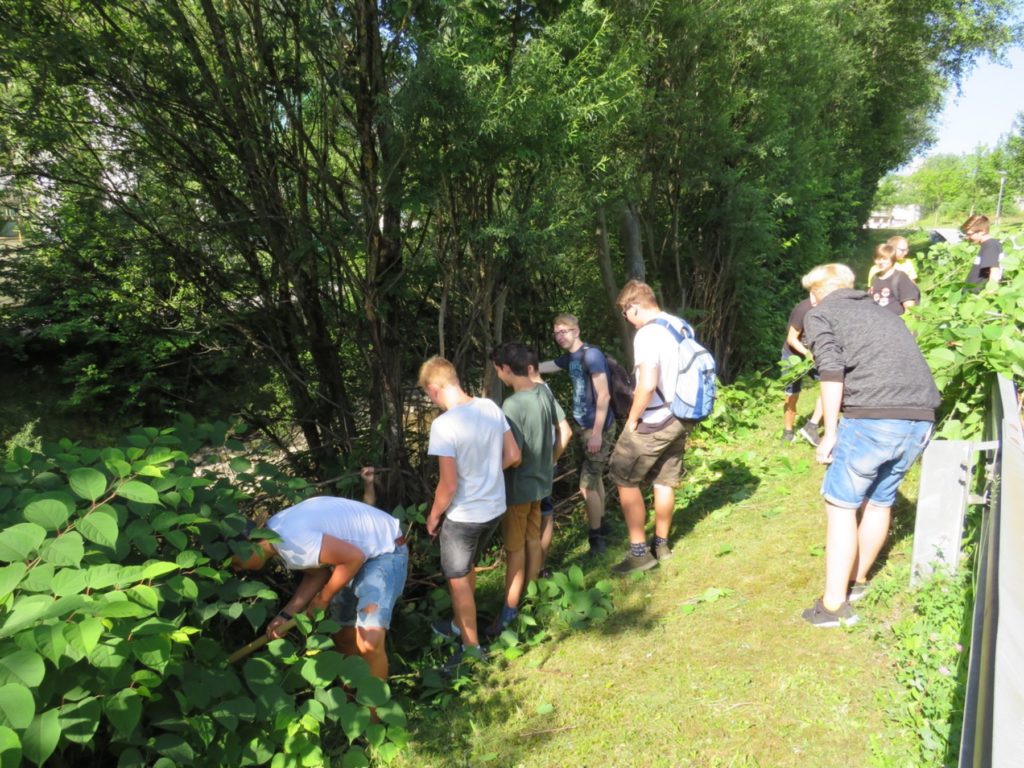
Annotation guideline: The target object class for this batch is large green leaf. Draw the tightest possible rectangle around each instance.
[22,499,70,531]
[30,626,67,666]
[299,652,349,687]
[68,468,107,502]
[104,689,141,737]
[77,506,119,548]
[117,481,160,505]
[57,696,100,744]
[51,567,87,597]
[0,651,45,688]
[20,709,59,766]
[0,724,21,768]
[141,561,180,580]
[131,635,172,673]
[150,733,194,764]
[0,684,34,730]
[0,524,46,563]
[39,533,84,568]
[64,618,104,656]
[0,565,26,600]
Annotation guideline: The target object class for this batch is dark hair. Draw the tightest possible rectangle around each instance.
[490,341,532,376]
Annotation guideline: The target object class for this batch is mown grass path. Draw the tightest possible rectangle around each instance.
[394,391,921,767]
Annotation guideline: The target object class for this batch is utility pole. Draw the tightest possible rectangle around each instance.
[995,170,1008,225]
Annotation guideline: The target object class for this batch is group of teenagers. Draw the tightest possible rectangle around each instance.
[230,217,1008,677]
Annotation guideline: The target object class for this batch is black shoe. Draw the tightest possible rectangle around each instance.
[781,429,795,444]
[611,550,658,575]
[848,581,870,603]
[651,540,672,561]
[801,598,858,628]
[588,531,607,555]
[431,618,460,640]
[799,422,821,447]
[441,644,488,677]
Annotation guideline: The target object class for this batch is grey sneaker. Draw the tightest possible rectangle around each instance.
[611,550,658,575]
[801,598,858,628]
[848,581,870,603]
[798,421,821,447]
[431,619,460,640]
[651,540,672,561]
[781,429,796,444]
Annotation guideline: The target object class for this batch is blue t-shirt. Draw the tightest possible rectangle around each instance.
[554,345,613,431]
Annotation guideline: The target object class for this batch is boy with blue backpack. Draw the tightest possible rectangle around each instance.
[608,280,716,574]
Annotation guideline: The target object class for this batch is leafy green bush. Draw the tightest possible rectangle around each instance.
[907,227,1024,439]
[0,417,405,767]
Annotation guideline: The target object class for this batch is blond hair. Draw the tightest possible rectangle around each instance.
[418,355,459,389]
[615,279,659,312]
[961,214,990,235]
[553,313,579,330]
[874,243,896,263]
[801,264,855,299]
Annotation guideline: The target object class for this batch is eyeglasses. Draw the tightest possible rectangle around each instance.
[553,329,575,338]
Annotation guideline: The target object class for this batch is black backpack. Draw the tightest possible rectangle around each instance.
[582,345,635,422]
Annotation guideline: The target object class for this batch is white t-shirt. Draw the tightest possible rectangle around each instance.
[633,312,685,425]
[267,496,401,570]
[427,397,509,523]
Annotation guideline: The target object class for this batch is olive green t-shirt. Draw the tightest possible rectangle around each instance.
[502,384,558,506]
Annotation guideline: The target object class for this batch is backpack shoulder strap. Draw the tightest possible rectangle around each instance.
[649,316,694,341]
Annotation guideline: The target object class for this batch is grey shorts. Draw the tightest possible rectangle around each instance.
[439,516,503,579]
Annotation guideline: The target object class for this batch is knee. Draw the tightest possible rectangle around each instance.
[356,624,385,654]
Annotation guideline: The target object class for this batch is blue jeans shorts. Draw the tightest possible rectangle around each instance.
[821,418,932,508]
[329,545,408,630]
[439,516,502,579]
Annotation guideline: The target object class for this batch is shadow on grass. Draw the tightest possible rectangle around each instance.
[674,459,761,539]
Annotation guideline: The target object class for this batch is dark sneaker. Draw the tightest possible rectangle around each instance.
[431,618,460,640]
[848,581,870,603]
[799,422,821,447]
[801,598,858,628]
[611,550,658,575]
[588,531,607,555]
[781,430,796,444]
[651,540,672,561]
[484,606,518,639]
[441,643,488,677]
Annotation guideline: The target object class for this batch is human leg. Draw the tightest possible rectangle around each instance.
[616,485,648,545]
[823,501,859,611]
[440,518,501,649]
[852,502,891,584]
[539,498,554,570]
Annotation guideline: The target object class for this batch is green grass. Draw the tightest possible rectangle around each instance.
[391,389,927,767]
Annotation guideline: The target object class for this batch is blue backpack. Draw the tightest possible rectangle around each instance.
[650,317,717,421]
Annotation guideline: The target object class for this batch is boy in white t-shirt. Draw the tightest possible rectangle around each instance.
[231,492,408,679]
[419,355,521,670]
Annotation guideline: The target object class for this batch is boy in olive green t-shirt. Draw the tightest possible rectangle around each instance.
[489,342,558,635]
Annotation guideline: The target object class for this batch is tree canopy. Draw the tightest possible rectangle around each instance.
[1,0,1019,492]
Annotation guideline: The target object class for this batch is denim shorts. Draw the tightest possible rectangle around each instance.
[329,545,408,630]
[439,516,502,579]
[821,418,932,508]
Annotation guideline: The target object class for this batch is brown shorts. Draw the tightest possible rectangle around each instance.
[607,418,693,489]
[579,423,616,491]
[502,500,542,552]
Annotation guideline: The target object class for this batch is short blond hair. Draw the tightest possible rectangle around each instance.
[418,355,459,389]
[801,263,855,299]
[553,313,579,330]
[886,235,908,250]
[616,279,658,312]
[874,243,896,263]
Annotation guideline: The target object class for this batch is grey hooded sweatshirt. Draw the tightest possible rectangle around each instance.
[803,289,939,421]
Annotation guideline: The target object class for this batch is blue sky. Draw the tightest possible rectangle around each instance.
[918,47,1024,159]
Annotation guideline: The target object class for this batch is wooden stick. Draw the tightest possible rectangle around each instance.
[227,618,296,664]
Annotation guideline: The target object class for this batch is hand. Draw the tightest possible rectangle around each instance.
[585,433,602,454]
[816,432,837,465]
[627,418,639,434]
[308,595,329,614]
[426,512,442,538]
[265,615,291,640]
[360,466,375,484]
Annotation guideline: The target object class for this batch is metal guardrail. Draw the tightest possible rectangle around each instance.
[958,374,1024,768]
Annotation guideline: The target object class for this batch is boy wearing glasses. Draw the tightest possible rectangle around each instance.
[538,314,616,554]
[961,214,1005,287]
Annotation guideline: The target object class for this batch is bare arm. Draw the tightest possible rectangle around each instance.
[360,466,377,506]
[538,360,560,375]
[266,568,331,639]
[626,363,658,432]
[554,418,572,463]
[588,371,611,453]
[426,455,458,537]
[309,534,368,609]
[815,380,844,465]
[786,325,811,359]
[502,428,522,469]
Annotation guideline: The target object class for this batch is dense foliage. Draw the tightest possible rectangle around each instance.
[0,418,408,767]
[2,0,1019,494]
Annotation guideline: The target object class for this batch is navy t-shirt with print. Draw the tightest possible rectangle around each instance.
[553,346,613,431]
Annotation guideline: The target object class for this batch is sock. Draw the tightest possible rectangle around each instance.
[630,542,648,557]
[653,536,668,549]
